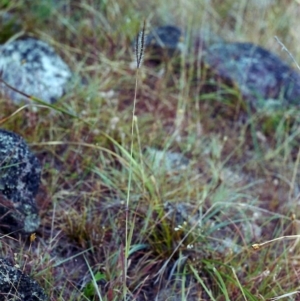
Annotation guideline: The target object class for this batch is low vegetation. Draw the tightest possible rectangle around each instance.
[1,0,300,300]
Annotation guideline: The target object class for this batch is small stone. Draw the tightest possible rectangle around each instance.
[142,25,185,63]
[0,37,72,104]
[145,147,190,174]
[145,25,183,52]
[203,42,300,109]
[0,258,48,301]
[0,129,41,233]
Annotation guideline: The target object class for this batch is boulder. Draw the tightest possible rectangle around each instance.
[0,258,48,301]
[203,42,300,109]
[0,129,41,233]
[0,37,72,104]
[142,25,184,64]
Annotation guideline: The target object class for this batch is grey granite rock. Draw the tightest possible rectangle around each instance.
[0,37,72,104]
[0,258,48,301]
[204,42,300,109]
[143,25,185,63]
[145,147,190,174]
[145,25,184,53]
[164,200,262,255]
[0,129,41,233]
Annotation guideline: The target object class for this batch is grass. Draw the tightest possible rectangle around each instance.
[1,0,300,300]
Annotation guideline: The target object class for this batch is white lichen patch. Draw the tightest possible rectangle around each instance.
[0,37,72,104]
[0,258,48,300]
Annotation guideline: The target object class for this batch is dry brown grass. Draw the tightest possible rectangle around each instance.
[1,0,300,300]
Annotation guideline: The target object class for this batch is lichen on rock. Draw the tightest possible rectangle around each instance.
[0,37,72,104]
[143,25,185,63]
[0,129,41,233]
[145,25,184,52]
[145,147,190,175]
[0,258,48,301]
[204,42,300,109]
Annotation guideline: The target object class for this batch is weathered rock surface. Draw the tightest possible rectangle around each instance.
[203,42,300,109]
[0,37,72,104]
[0,258,48,301]
[143,25,184,63]
[146,147,190,175]
[143,25,300,110]
[145,25,183,53]
[0,129,41,233]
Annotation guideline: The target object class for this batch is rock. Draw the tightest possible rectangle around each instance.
[0,37,72,104]
[163,202,200,227]
[0,129,41,233]
[145,25,184,52]
[164,200,262,255]
[145,147,190,174]
[143,25,185,63]
[0,258,48,301]
[203,42,300,109]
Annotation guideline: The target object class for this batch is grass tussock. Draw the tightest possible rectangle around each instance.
[1,0,300,300]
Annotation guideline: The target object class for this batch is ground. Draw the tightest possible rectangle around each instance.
[1,0,300,300]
